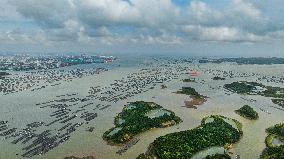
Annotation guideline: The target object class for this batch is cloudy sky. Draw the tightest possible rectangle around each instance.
[0,0,284,57]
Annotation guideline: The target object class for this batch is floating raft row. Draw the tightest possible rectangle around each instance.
[58,123,72,131]
[60,115,77,123]
[0,120,8,125]
[45,115,70,126]
[0,125,8,131]
[21,122,82,158]
[0,128,17,136]
[26,122,44,128]
[99,105,111,110]
[80,112,97,121]
[12,132,33,144]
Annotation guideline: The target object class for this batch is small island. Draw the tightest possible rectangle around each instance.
[262,86,284,108]
[177,87,207,108]
[177,87,202,97]
[224,81,265,94]
[103,101,182,144]
[235,105,259,120]
[261,123,284,159]
[224,81,284,108]
[137,115,242,159]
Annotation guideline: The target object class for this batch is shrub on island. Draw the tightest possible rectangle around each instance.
[266,123,284,137]
[224,81,265,94]
[235,105,259,120]
[271,99,284,107]
[177,87,207,108]
[177,87,202,98]
[224,81,284,108]
[261,145,284,159]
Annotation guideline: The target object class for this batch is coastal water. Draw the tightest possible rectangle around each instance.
[0,56,283,159]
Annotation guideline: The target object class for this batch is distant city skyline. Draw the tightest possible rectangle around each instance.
[1,0,284,57]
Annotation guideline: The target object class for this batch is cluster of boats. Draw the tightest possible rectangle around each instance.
[0,68,108,95]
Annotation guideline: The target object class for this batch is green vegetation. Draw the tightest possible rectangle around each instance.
[138,115,242,159]
[261,123,284,159]
[235,105,259,120]
[205,154,231,159]
[177,87,202,98]
[103,101,182,144]
[224,81,265,94]
[267,123,284,137]
[272,99,284,107]
[261,86,284,99]
[265,134,276,148]
[136,154,150,159]
[212,77,225,80]
[261,146,284,159]
[262,86,284,108]
[224,81,284,108]
[177,87,207,108]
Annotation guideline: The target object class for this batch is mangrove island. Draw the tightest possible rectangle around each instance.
[261,123,284,159]
[224,81,284,108]
[103,101,182,144]
[177,87,207,108]
[137,115,242,159]
[235,105,259,120]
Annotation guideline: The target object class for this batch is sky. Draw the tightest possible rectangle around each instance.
[0,0,284,57]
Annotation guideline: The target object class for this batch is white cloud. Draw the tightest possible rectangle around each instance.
[1,0,284,53]
[182,25,262,42]
[186,1,224,26]
[0,29,46,45]
[9,0,73,29]
[75,0,181,29]
[232,0,262,19]
[76,0,140,25]
[199,26,261,42]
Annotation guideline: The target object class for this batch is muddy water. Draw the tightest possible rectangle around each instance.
[0,62,283,159]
